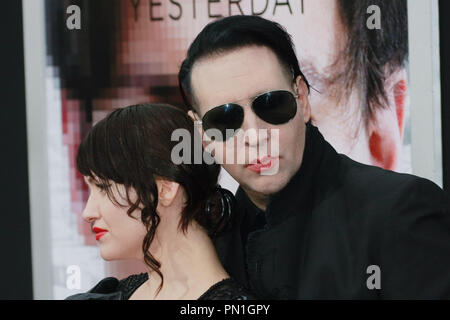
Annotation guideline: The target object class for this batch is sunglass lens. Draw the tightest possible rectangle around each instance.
[202,103,244,141]
[252,90,297,125]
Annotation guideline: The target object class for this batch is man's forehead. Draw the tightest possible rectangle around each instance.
[192,45,282,76]
[191,46,291,110]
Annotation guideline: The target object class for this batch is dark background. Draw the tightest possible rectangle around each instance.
[0,0,448,299]
[0,0,33,299]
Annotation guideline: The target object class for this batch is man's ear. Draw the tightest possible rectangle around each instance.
[294,75,311,123]
[155,178,180,207]
[367,69,407,171]
[187,110,199,122]
[188,110,210,149]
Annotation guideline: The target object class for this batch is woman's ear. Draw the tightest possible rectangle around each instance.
[294,75,311,123]
[155,178,180,207]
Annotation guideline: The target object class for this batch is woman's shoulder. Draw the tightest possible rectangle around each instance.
[117,272,148,299]
[65,273,148,300]
[198,278,257,300]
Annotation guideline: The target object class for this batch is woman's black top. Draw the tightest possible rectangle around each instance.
[65,273,256,300]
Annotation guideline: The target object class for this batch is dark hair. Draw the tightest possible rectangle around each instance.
[76,103,234,294]
[178,15,310,111]
[336,0,408,123]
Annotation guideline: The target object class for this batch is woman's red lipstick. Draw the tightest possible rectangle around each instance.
[93,227,108,241]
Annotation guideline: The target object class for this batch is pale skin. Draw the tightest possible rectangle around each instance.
[189,46,311,211]
[82,176,229,299]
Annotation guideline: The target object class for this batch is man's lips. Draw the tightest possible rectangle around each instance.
[245,156,279,173]
[93,227,108,240]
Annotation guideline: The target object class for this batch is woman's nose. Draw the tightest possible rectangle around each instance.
[81,194,100,223]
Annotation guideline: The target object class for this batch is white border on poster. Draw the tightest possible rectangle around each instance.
[408,0,443,187]
[22,0,53,299]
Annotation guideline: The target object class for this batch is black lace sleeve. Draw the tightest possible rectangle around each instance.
[198,278,257,300]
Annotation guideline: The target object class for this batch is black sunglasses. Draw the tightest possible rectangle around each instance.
[199,90,299,141]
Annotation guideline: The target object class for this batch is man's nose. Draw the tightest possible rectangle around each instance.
[81,194,100,223]
[241,107,270,147]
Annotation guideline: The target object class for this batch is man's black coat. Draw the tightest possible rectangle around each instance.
[214,124,450,299]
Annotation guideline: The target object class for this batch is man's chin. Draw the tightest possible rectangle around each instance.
[241,172,290,196]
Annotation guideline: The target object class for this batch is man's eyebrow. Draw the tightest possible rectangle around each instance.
[230,88,279,105]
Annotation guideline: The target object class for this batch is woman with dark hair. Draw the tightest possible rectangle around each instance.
[66,103,254,300]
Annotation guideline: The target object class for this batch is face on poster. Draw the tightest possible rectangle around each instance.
[45,0,410,296]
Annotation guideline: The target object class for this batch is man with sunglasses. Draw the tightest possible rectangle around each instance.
[178,15,450,299]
